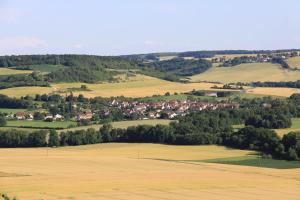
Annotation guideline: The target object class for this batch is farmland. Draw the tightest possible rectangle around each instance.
[0,74,224,98]
[59,119,172,132]
[0,68,33,75]
[190,63,300,83]
[0,143,299,200]
[287,57,300,69]
[246,87,300,97]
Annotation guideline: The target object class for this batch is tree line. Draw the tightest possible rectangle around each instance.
[0,110,299,160]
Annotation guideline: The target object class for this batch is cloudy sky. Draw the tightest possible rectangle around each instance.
[0,0,300,55]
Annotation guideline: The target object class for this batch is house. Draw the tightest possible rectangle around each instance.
[44,114,54,120]
[54,114,63,121]
[77,112,93,121]
[205,92,218,97]
[15,112,25,120]
[27,113,34,121]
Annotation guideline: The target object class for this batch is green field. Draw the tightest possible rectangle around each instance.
[6,120,77,129]
[13,64,67,73]
[0,108,26,114]
[190,63,300,84]
[199,156,300,169]
[58,119,172,132]
[0,68,33,75]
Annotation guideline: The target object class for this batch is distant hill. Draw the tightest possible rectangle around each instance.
[190,63,300,84]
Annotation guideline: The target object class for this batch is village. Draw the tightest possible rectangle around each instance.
[7,99,239,123]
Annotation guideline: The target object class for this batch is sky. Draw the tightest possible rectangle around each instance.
[0,0,300,55]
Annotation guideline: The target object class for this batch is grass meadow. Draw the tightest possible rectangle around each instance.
[6,120,77,129]
[0,68,33,75]
[58,119,172,133]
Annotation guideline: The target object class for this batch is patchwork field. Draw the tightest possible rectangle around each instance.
[0,68,33,75]
[287,57,300,69]
[0,75,223,98]
[1,143,299,200]
[190,63,300,83]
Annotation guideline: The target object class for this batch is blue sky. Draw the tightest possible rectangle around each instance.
[0,0,300,55]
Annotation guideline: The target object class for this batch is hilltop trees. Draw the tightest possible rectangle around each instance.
[245,113,292,129]
[48,130,59,147]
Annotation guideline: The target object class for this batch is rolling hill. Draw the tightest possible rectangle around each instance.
[190,63,300,84]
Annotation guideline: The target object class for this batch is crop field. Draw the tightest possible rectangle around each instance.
[286,57,300,69]
[58,119,172,133]
[246,87,300,97]
[276,118,300,137]
[190,63,300,83]
[0,75,224,98]
[0,68,33,75]
[6,120,77,129]
[0,144,299,200]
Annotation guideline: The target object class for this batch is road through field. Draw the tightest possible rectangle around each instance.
[0,144,299,200]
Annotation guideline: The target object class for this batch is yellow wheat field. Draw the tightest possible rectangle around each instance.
[246,87,300,97]
[0,75,223,98]
[190,63,300,84]
[287,57,300,69]
[0,144,299,200]
[0,68,33,75]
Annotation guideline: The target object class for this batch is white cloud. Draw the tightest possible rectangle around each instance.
[0,8,18,23]
[0,36,48,48]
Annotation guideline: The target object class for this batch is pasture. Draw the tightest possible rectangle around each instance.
[0,108,26,114]
[58,119,172,133]
[6,120,76,129]
[0,68,33,75]
[13,64,67,73]
[0,74,224,98]
[190,63,300,84]
[0,144,299,200]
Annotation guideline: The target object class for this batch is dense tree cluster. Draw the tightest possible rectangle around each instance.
[271,57,290,69]
[150,58,212,76]
[222,56,256,67]
[251,81,300,89]
[0,72,49,89]
[0,94,32,109]
[245,112,292,129]
[224,127,300,160]
[0,129,47,147]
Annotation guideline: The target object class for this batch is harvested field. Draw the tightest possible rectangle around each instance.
[190,63,300,84]
[0,144,299,200]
